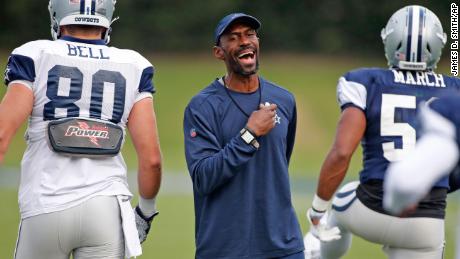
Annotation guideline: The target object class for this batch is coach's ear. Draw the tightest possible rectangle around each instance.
[213,46,225,60]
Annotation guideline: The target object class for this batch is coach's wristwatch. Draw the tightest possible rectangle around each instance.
[240,127,260,149]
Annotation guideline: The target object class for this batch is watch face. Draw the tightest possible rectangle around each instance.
[241,130,254,144]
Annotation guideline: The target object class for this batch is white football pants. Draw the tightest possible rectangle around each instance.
[14,195,124,259]
[321,182,445,259]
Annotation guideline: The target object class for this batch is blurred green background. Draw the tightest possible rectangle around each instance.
[0,1,458,259]
[0,1,453,53]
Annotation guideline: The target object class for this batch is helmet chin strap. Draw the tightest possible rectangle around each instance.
[50,17,59,40]
[104,16,120,44]
[437,32,447,45]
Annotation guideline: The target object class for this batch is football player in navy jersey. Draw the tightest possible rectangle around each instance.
[183,13,304,259]
[0,1,161,258]
[304,5,460,259]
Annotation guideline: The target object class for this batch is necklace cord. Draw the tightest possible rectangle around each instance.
[222,76,262,118]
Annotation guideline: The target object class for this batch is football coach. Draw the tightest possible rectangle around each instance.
[183,13,304,259]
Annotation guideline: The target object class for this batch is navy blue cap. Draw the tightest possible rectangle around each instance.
[214,13,261,45]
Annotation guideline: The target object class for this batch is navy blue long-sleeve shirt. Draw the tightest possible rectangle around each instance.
[183,77,304,259]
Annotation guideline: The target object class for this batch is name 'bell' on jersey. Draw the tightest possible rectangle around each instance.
[4,36,155,219]
[337,67,460,188]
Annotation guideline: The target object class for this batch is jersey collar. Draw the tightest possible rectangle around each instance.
[60,35,106,45]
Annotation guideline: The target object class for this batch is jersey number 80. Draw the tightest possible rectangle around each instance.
[44,65,126,124]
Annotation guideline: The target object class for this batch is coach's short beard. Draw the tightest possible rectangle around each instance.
[225,51,259,76]
[232,59,259,76]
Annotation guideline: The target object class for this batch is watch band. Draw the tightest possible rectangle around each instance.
[240,127,260,149]
[250,138,260,149]
[244,126,258,138]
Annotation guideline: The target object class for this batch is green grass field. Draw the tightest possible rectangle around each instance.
[0,53,458,258]
[0,188,458,259]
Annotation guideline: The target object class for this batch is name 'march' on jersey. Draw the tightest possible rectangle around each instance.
[337,67,460,187]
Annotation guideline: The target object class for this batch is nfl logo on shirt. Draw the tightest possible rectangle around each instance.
[190,128,197,138]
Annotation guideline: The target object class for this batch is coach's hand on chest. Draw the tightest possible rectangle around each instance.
[222,102,286,146]
[247,102,278,136]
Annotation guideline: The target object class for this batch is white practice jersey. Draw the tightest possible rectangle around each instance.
[4,36,155,219]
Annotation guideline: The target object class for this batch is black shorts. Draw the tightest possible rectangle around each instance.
[356,179,447,219]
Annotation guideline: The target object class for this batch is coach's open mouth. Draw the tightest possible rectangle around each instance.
[237,50,256,65]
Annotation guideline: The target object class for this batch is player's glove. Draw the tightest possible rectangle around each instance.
[134,205,159,243]
[304,231,321,259]
[307,208,341,242]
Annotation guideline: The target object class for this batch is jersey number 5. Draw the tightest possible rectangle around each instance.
[43,65,126,123]
[381,93,416,162]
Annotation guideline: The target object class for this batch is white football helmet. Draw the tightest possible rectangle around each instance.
[381,5,447,71]
[48,0,117,43]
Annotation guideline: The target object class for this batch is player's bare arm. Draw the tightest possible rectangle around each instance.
[128,97,162,243]
[305,106,365,243]
[316,106,366,202]
[0,84,33,164]
[127,97,162,200]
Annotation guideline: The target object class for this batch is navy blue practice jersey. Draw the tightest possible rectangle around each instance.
[338,68,460,188]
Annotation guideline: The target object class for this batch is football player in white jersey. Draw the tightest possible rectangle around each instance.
[304,5,460,259]
[0,1,162,258]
